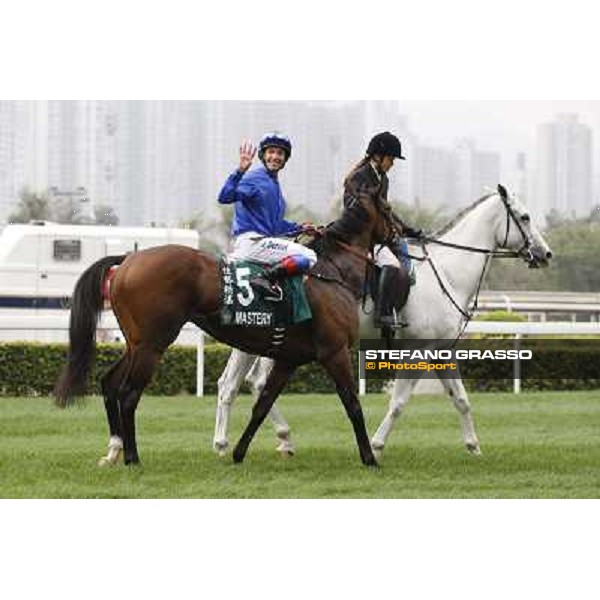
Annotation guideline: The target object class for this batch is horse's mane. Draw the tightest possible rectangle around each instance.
[431,192,495,238]
[308,200,370,256]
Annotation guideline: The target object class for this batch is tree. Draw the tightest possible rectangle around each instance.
[388,199,450,232]
[181,208,231,254]
[52,197,83,224]
[545,208,572,229]
[94,205,119,226]
[8,188,52,223]
[485,213,600,292]
[284,203,322,226]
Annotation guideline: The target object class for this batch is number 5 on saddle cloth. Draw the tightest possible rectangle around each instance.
[220,259,312,328]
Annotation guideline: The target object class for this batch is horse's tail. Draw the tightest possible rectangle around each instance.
[54,255,126,407]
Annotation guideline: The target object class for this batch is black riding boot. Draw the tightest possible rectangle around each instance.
[251,262,294,301]
[374,265,410,328]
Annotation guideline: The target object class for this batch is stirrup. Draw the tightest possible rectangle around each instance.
[376,309,407,329]
[264,283,283,302]
[377,318,408,329]
[252,276,283,302]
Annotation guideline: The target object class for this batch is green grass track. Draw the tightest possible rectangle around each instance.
[0,391,598,498]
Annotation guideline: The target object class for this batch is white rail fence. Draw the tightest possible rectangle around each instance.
[1,316,599,397]
[359,320,600,396]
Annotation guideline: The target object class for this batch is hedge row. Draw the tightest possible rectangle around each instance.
[0,341,598,397]
[460,339,600,392]
[0,342,385,397]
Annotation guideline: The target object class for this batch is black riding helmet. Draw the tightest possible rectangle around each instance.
[366,131,406,160]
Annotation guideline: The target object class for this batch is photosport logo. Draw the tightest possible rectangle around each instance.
[357,338,597,381]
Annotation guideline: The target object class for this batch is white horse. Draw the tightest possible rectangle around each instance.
[213,186,552,457]
[213,351,294,456]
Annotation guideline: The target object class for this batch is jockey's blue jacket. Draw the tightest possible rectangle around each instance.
[217,165,298,237]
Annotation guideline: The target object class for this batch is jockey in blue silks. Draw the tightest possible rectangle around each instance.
[218,132,316,297]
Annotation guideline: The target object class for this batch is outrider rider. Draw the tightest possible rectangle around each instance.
[343,131,422,331]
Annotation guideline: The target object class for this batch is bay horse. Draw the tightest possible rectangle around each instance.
[213,185,553,457]
[54,193,398,467]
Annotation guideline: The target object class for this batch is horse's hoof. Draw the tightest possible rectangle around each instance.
[363,454,380,468]
[232,449,244,464]
[98,456,114,467]
[276,442,295,457]
[214,443,228,457]
[466,443,482,455]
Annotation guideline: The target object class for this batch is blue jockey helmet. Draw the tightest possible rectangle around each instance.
[258,132,292,161]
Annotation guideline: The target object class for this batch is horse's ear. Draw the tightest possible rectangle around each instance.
[497,184,508,199]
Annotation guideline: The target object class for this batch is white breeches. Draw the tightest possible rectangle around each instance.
[229,232,317,266]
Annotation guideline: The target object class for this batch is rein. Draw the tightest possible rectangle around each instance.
[334,239,376,265]
[418,240,491,326]
[306,202,391,301]
[406,191,533,333]
[417,236,520,258]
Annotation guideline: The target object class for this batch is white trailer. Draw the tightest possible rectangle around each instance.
[0,221,201,342]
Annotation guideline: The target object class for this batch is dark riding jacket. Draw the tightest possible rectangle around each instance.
[343,159,418,239]
[343,160,389,210]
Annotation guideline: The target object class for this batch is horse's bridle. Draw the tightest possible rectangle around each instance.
[498,191,536,264]
[393,189,540,332]
[415,191,535,263]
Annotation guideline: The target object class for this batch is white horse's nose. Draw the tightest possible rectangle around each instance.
[546,250,553,260]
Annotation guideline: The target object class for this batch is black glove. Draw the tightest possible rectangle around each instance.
[402,226,423,239]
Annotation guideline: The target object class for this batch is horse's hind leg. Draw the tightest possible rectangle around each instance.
[97,355,129,467]
[439,376,481,454]
[246,357,294,456]
[323,348,377,467]
[232,361,296,464]
[371,376,420,455]
[118,345,162,465]
[214,349,256,455]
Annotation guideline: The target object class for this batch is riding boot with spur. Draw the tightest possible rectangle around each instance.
[251,255,311,301]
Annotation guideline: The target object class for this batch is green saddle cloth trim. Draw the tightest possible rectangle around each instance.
[220,259,312,327]
[284,272,312,323]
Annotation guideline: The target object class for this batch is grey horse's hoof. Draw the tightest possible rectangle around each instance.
[466,443,482,455]
[213,442,228,457]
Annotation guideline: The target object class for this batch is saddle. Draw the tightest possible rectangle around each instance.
[220,258,312,328]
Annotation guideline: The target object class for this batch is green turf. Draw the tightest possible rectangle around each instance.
[0,391,598,498]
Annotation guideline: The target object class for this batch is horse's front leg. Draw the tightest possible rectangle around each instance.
[371,376,420,455]
[323,348,377,467]
[232,361,296,464]
[438,375,481,454]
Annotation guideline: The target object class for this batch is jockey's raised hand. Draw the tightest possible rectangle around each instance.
[239,140,256,173]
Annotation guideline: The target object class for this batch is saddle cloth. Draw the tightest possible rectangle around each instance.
[220,258,312,328]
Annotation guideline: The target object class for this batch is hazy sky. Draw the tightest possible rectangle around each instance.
[397,101,600,170]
